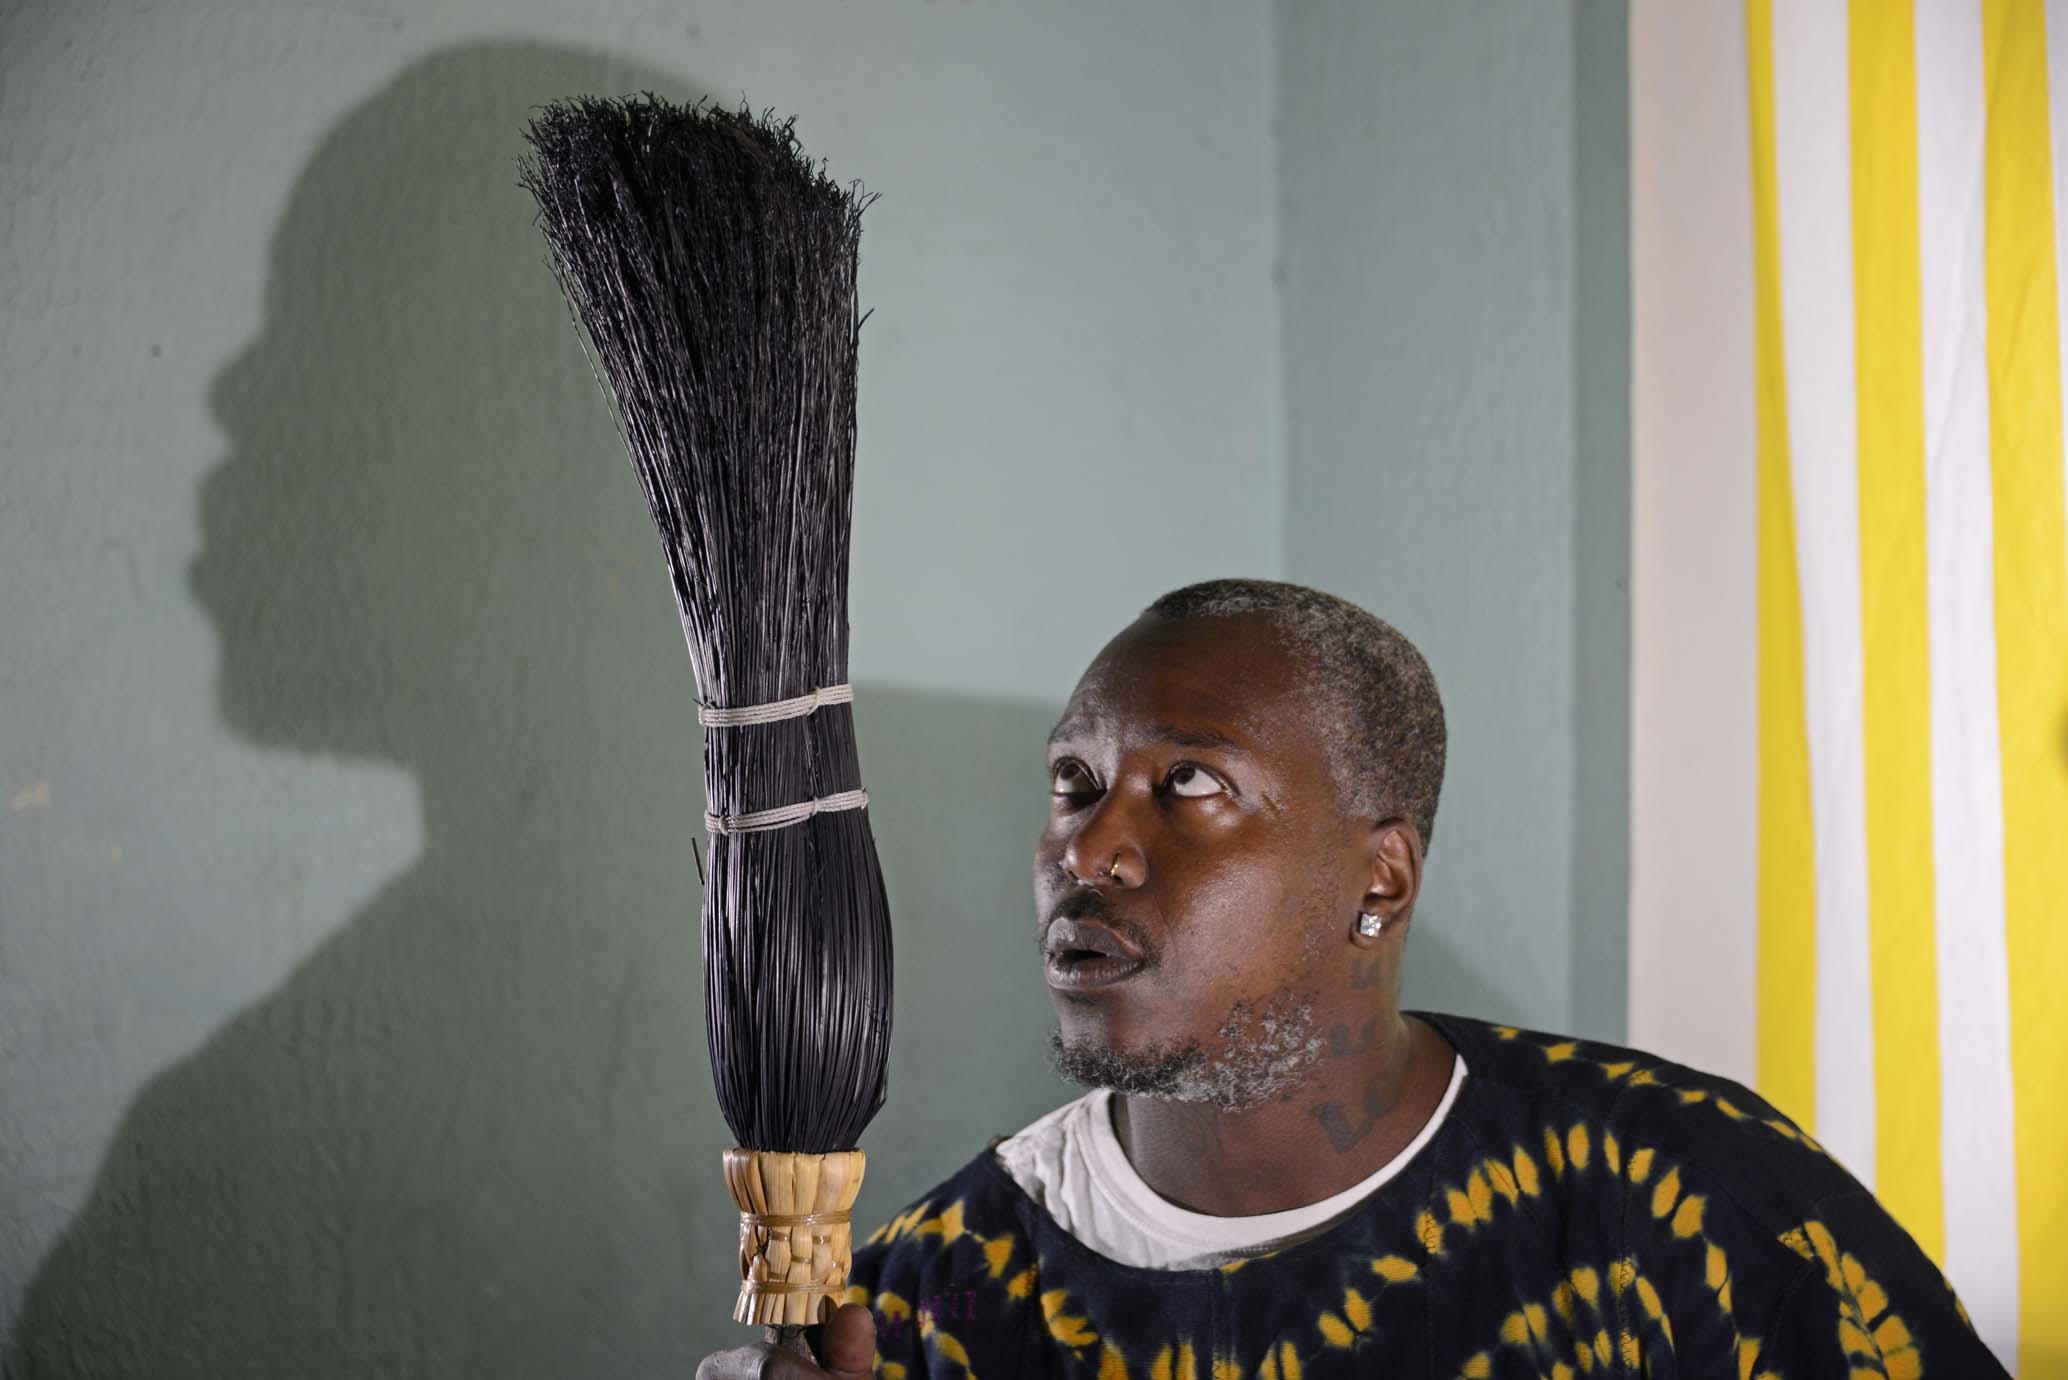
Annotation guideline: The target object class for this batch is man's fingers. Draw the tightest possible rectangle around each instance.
[694,1344,773,1380]
[813,1304,878,1380]
[691,1307,876,1380]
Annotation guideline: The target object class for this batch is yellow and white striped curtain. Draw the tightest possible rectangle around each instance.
[1751,0,2064,1370]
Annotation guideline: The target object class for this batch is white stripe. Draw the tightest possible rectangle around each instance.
[1772,0,1876,1185]
[1920,2,2019,1359]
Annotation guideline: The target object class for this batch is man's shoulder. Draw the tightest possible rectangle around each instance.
[1427,1008,1816,1134]
[1424,1013,1998,1371]
[1424,1010,1859,1227]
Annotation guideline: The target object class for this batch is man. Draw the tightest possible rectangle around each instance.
[701,579,2003,1379]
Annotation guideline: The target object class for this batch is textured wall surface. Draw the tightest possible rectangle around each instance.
[0,1,1278,1370]
[1276,0,1631,1041]
[2,0,1628,1373]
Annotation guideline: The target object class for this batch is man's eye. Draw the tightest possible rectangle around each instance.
[1051,761,1096,796]
[1165,764,1225,798]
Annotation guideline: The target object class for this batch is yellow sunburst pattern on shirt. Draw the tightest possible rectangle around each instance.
[851,1194,1032,1380]
[1416,1120,1785,1380]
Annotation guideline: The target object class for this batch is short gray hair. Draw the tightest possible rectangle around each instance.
[1142,579,1446,851]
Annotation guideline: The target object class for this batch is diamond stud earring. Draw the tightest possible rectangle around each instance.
[1356,911,1383,938]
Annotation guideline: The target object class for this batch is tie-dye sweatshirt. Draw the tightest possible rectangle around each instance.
[845,1011,2005,1379]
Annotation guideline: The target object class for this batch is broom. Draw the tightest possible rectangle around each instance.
[516,94,893,1343]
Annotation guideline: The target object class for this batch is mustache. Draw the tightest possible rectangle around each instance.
[1040,889,1161,965]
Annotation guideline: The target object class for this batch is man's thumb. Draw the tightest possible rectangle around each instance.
[814,1303,877,1379]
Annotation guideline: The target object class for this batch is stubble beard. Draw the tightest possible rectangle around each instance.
[1048,985,1326,1115]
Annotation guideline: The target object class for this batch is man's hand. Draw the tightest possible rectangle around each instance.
[694,1304,877,1380]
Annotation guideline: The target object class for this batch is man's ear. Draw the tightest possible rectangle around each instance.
[1359,818,1423,926]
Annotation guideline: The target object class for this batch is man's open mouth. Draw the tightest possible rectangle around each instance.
[1045,951,1147,990]
[1043,918,1148,991]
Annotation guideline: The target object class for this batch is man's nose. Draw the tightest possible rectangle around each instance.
[1060,789,1147,888]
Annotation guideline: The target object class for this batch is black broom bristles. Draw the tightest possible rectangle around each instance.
[517,95,891,1153]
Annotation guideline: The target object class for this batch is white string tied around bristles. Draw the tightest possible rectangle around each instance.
[696,682,854,728]
[697,684,868,836]
[704,788,869,837]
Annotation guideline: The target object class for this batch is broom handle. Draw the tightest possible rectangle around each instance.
[766,1325,813,1357]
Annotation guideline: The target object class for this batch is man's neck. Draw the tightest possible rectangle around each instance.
[1108,1013,1455,1217]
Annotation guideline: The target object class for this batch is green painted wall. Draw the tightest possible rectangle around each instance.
[1276,0,1630,1042]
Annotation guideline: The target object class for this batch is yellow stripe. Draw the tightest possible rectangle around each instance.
[1848,0,1944,1262]
[1749,0,1818,1131]
[1984,0,2068,1363]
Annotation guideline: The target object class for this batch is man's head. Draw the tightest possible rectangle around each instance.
[1034,579,1447,1112]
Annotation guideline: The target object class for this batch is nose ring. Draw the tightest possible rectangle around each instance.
[1101,850,1124,881]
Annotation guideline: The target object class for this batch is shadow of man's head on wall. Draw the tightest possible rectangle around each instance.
[8,42,747,1379]
[188,44,694,785]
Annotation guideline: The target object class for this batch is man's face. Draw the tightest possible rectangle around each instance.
[1033,613,1377,1109]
